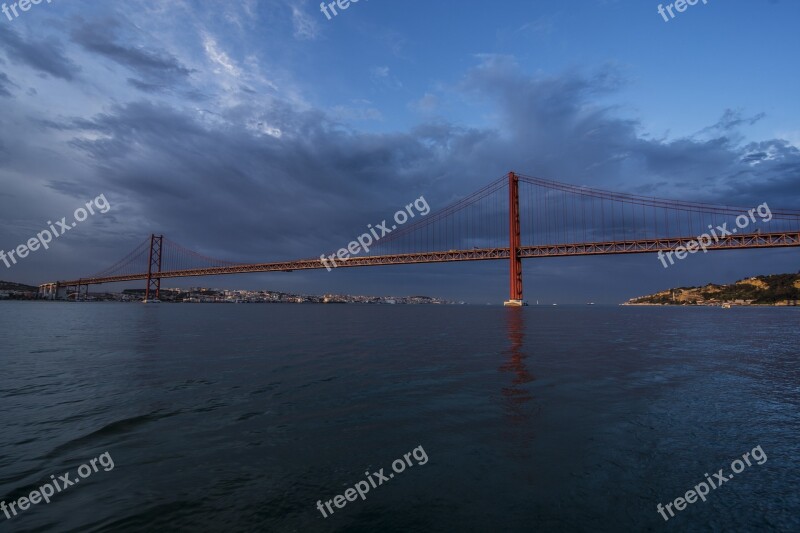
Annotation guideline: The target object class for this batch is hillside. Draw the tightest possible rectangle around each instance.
[0,281,38,292]
[624,273,800,306]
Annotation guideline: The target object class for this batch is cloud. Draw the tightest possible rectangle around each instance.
[409,93,439,113]
[371,66,390,78]
[28,58,800,259]
[331,100,383,122]
[202,34,241,78]
[429,56,800,233]
[290,5,318,40]
[777,131,800,150]
[370,65,402,89]
[0,25,80,80]
[71,19,194,92]
[0,71,16,97]
[3,35,799,301]
[695,109,766,139]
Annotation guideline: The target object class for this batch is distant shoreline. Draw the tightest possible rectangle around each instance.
[621,302,798,307]
[624,273,800,307]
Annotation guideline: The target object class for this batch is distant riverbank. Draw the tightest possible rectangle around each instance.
[624,273,800,307]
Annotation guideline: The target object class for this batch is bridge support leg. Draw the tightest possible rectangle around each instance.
[144,234,163,303]
[505,171,524,307]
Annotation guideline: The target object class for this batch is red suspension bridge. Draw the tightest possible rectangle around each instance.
[39,172,800,305]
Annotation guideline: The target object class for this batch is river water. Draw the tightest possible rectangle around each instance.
[1,302,798,532]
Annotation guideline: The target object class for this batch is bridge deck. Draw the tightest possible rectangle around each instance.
[54,231,800,286]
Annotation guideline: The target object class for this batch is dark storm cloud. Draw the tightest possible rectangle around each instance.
[11,54,797,301]
[458,56,800,208]
[42,98,480,262]
[458,56,644,183]
[70,19,194,92]
[0,25,79,80]
[723,140,800,205]
[37,57,800,269]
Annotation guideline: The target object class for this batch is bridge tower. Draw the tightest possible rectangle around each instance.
[144,234,163,303]
[504,171,524,307]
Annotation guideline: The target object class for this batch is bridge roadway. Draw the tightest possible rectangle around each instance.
[54,230,800,287]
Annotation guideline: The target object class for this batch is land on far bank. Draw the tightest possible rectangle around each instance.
[0,281,38,299]
[624,273,800,307]
[0,281,455,305]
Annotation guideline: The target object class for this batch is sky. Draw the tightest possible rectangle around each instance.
[1,0,799,304]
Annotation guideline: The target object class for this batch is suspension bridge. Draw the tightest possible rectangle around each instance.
[39,172,800,305]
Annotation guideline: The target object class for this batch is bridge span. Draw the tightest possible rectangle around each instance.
[40,173,800,304]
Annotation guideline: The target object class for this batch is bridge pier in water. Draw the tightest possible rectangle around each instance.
[73,280,90,301]
[38,282,65,300]
[504,171,525,307]
[38,283,51,299]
